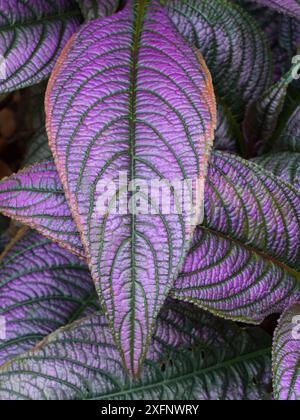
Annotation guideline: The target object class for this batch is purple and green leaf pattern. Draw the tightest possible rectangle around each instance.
[0,0,81,93]
[76,0,119,20]
[0,161,84,257]
[2,151,300,324]
[254,152,300,190]
[243,64,298,156]
[0,229,99,367]
[45,0,216,376]
[273,303,300,400]
[164,0,272,118]
[0,301,272,400]
[173,152,300,322]
[251,0,300,19]
[272,105,300,152]
[214,103,240,154]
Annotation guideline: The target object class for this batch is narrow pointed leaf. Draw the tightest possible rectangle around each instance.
[0,161,84,257]
[45,0,216,376]
[77,0,119,20]
[0,301,272,400]
[164,0,272,118]
[0,229,99,367]
[273,303,300,400]
[0,0,81,93]
[249,0,300,19]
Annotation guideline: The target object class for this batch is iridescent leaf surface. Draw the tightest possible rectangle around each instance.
[250,0,300,19]
[164,0,272,117]
[0,301,272,400]
[0,0,81,93]
[0,161,84,257]
[2,152,300,325]
[0,229,99,367]
[173,152,300,322]
[46,0,216,376]
[272,105,300,152]
[254,152,300,190]
[273,303,300,400]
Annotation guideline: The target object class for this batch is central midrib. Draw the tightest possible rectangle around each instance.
[128,0,150,375]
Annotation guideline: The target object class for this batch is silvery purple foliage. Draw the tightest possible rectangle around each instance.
[273,304,300,400]
[0,0,299,400]
[0,0,81,93]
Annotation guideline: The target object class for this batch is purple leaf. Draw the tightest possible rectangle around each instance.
[273,105,300,153]
[0,161,84,257]
[2,151,300,324]
[45,0,216,376]
[214,103,240,154]
[0,301,272,400]
[0,0,81,93]
[164,0,273,118]
[273,303,300,400]
[254,152,300,190]
[173,152,300,322]
[249,0,300,19]
[77,0,119,20]
[0,229,99,367]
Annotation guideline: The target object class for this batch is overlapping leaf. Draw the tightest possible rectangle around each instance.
[272,105,300,152]
[173,152,300,322]
[214,103,240,154]
[0,229,99,367]
[0,161,84,257]
[45,0,216,376]
[0,301,272,400]
[0,0,82,93]
[77,0,119,20]
[273,303,300,400]
[164,0,272,118]
[250,0,300,19]
[2,151,300,324]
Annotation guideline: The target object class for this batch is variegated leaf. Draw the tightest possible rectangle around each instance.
[0,161,84,257]
[0,301,272,400]
[45,0,216,376]
[0,229,99,367]
[273,303,300,400]
[164,0,272,118]
[0,0,81,93]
